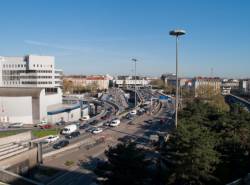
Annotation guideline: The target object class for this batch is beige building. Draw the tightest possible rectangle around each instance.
[64,75,110,90]
[192,77,221,97]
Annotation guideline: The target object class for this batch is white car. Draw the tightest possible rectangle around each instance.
[92,127,103,134]
[130,110,137,115]
[45,135,59,143]
[8,122,23,128]
[110,119,120,127]
[80,115,90,121]
[37,120,48,127]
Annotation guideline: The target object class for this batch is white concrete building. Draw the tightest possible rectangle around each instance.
[0,55,78,124]
[115,76,150,87]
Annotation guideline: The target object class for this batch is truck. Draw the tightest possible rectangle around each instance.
[61,124,78,135]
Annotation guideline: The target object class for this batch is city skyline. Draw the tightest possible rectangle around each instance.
[0,0,249,78]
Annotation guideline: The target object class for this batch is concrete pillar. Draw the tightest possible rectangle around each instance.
[37,143,43,164]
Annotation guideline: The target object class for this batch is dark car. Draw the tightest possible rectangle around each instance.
[89,120,99,125]
[79,124,90,129]
[53,140,69,149]
[65,131,80,139]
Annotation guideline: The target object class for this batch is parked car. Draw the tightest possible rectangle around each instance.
[8,122,23,128]
[92,127,103,134]
[53,140,69,149]
[40,124,52,129]
[45,135,59,143]
[79,115,90,121]
[61,124,77,135]
[110,119,120,127]
[65,131,80,139]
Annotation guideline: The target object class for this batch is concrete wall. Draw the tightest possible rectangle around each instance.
[47,107,81,123]
[0,131,31,146]
[39,88,62,121]
[0,147,38,171]
[0,96,33,124]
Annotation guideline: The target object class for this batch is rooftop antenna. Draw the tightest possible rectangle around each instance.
[210,67,214,77]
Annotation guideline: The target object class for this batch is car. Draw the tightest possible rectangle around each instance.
[109,119,120,127]
[37,120,48,127]
[56,120,66,126]
[40,124,52,129]
[79,124,90,129]
[103,121,111,126]
[145,119,153,124]
[130,110,137,115]
[89,120,99,125]
[8,122,23,128]
[53,140,69,149]
[92,127,103,134]
[65,131,80,139]
[86,127,96,133]
[79,115,90,121]
[61,124,78,135]
[45,135,59,143]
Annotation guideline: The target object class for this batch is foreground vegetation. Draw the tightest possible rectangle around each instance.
[95,98,250,185]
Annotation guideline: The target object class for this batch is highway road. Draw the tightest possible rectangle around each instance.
[43,98,174,185]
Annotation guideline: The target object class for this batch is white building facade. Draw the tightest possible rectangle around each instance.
[0,55,65,124]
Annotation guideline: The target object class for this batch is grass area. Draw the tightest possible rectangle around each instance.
[32,129,59,138]
[0,130,24,138]
[64,160,75,167]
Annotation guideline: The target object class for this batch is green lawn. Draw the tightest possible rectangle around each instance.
[0,130,24,138]
[32,129,60,138]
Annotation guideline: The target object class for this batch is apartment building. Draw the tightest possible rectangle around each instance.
[114,76,150,87]
[64,75,110,90]
[239,79,250,96]
[192,77,221,97]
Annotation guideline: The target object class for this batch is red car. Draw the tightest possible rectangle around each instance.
[40,124,52,129]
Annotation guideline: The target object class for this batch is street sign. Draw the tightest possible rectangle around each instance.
[159,95,168,100]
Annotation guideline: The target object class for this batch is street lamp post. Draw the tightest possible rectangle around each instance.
[169,29,186,129]
[132,58,137,108]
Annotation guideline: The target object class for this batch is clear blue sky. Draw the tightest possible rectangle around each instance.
[0,0,249,78]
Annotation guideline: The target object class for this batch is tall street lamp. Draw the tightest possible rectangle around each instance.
[169,29,186,128]
[132,58,137,108]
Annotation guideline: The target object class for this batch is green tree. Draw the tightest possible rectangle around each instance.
[95,142,152,185]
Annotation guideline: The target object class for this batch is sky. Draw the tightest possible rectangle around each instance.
[0,0,249,78]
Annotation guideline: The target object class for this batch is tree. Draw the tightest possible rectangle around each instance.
[95,142,152,185]
[62,79,73,93]
[150,79,165,89]
[159,122,219,185]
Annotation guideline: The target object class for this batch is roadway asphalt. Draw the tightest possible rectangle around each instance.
[43,99,173,185]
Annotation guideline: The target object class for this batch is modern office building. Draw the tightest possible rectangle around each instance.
[0,55,80,124]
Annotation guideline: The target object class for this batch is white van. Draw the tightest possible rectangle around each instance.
[80,115,90,121]
[61,124,77,135]
[110,119,121,127]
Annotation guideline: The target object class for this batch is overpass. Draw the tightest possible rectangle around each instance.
[225,94,250,111]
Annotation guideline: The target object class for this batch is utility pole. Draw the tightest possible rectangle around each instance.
[169,29,186,129]
[132,58,137,108]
